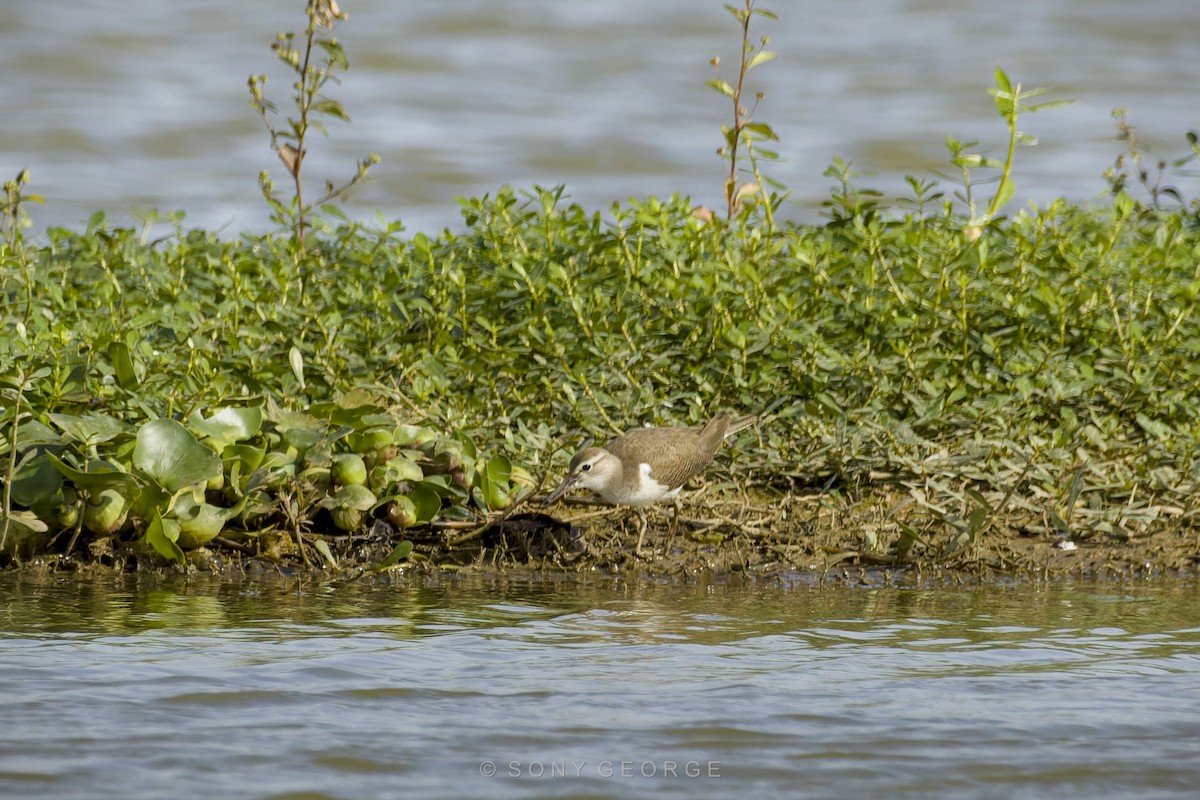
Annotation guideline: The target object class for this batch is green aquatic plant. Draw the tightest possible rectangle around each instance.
[1,368,52,553]
[4,182,1200,570]
[1,381,531,566]
[949,67,1073,236]
[1,169,44,328]
[248,0,379,243]
[1104,109,1200,210]
[1,168,42,254]
[708,0,783,224]
[821,156,883,223]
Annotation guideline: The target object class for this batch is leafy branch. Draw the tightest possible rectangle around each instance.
[1,368,51,554]
[1104,109,1199,209]
[949,67,1073,237]
[248,0,379,243]
[707,1,784,223]
[1,169,43,253]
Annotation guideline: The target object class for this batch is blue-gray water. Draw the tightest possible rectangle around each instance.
[2,572,1199,799]
[1,0,1198,236]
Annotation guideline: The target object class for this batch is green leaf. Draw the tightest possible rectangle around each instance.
[485,454,512,487]
[59,364,89,404]
[133,419,222,492]
[990,179,1016,214]
[47,453,141,494]
[408,482,443,523]
[48,412,129,446]
[308,398,390,429]
[1,510,49,541]
[747,50,777,70]
[311,98,350,122]
[108,341,139,390]
[225,443,267,476]
[289,346,305,389]
[991,92,1015,118]
[743,122,779,141]
[381,456,423,485]
[322,484,377,512]
[376,539,414,570]
[1028,99,1076,112]
[170,488,244,548]
[706,79,735,98]
[188,407,264,447]
[144,510,186,564]
[993,66,1012,94]
[314,539,338,568]
[477,454,513,511]
[317,39,349,69]
[1063,463,1088,517]
[10,451,63,507]
[11,418,60,449]
[967,505,989,535]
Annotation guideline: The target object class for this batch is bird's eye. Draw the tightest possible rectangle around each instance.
[581,463,591,472]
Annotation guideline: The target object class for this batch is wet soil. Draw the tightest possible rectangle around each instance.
[8,482,1197,584]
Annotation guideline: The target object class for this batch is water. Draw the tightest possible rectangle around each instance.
[1,0,1198,236]
[1,572,1198,799]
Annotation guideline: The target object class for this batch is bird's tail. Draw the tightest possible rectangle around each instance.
[701,412,757,440]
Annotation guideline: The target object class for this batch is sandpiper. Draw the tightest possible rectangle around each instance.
[544,411,756,551]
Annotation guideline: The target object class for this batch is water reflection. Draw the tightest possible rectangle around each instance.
[1,569,1197,643]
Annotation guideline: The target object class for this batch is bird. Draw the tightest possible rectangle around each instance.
[544,411,756,553]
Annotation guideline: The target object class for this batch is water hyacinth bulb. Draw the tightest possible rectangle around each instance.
[327,484,376,531]
[171,491,227,549]
[83,488,130,537]
[31,486,80,530]
[349,428,393,455]
[386,496,417,528]
[331,453,368,487]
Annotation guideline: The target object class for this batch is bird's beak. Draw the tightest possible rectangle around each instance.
[544,473,578,505]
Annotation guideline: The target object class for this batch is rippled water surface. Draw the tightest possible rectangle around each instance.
[1,0,1198,234]
[1,572,1198,799]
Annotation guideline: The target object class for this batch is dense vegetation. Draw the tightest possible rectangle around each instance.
[2,0,1199,573]
[3,184,1199,571]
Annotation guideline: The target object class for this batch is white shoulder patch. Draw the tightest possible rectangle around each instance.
[616,461,679,506]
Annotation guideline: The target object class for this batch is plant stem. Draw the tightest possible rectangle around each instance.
[985,83,1020,223]
[0,374,25,552]
[291,12,319,241]
[725,1,754,219]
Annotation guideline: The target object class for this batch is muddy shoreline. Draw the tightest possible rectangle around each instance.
[6,487,1196,585]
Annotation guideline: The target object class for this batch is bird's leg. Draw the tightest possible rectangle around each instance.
[665,497,681,554]
[634,508,649,555]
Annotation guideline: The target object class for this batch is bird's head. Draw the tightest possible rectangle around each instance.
[544,447,619,504]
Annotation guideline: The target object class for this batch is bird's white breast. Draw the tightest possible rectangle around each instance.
[599,461,681,506]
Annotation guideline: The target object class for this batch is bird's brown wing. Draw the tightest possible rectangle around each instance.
[604,427,718,490]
